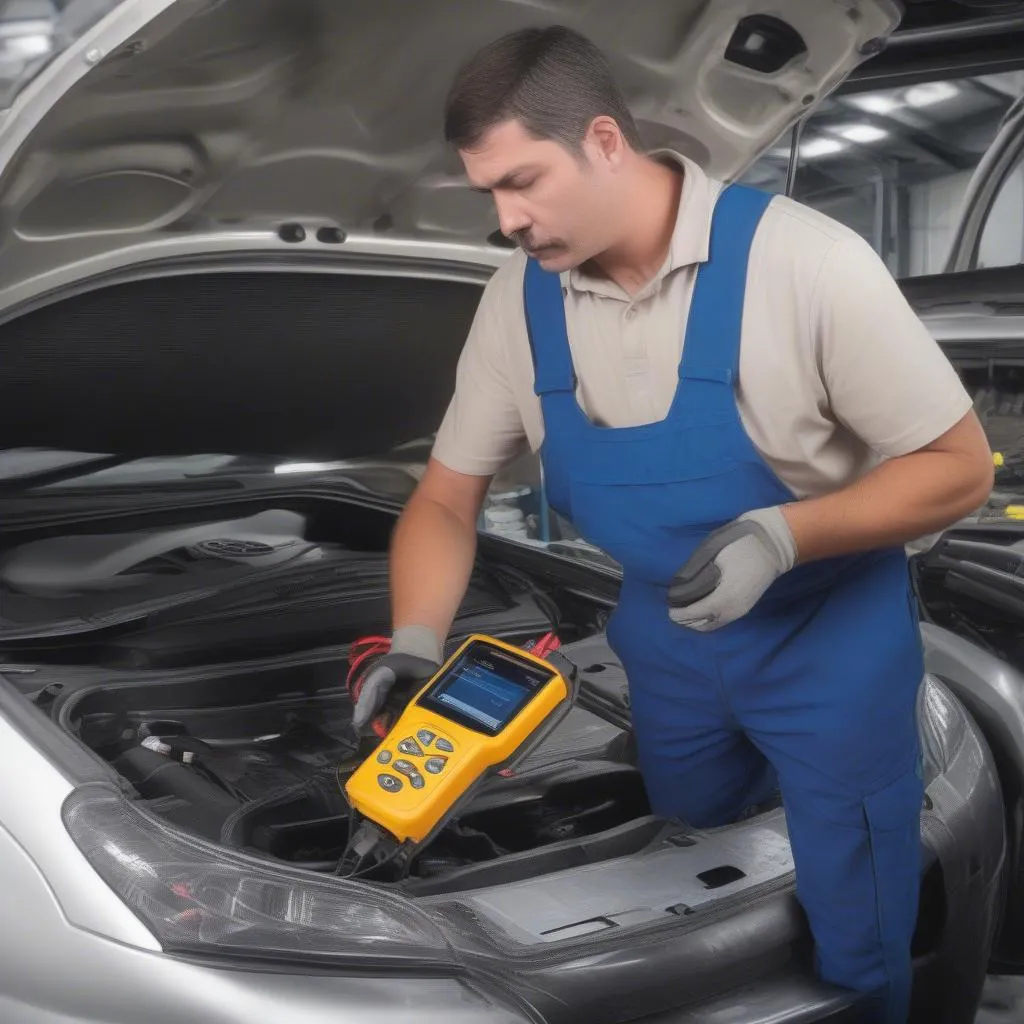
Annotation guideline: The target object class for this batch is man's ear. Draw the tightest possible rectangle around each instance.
[585,115,628,168]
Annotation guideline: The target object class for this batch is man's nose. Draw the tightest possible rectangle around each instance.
[493,193,530,239]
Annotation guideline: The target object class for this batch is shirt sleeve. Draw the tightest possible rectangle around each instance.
[813,231,973,458]
[430,269,529,476]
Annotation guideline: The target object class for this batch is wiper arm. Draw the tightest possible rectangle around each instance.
[0,454,137,495]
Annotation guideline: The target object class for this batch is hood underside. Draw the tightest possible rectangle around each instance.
[0,0,901,292]
[0,0,905,460]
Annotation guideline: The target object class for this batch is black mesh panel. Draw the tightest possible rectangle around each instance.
[0,270,481,457]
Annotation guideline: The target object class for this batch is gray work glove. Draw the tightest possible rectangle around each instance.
[667,506,797,632]
[351,625,442,733]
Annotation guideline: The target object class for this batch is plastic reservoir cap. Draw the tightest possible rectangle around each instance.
[994,452,1005,468]
[1005,505,1024,520]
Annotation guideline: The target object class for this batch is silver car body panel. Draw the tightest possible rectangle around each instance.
[0,706,157,948]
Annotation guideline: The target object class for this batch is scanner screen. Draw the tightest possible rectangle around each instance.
[419,642,554,735]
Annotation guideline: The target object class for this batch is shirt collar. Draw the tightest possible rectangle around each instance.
[559,149,718,297]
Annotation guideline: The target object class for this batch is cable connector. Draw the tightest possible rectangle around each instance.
[336,819,405,878]
[349,821,385,861]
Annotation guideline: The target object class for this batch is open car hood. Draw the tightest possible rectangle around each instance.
[0,0,901,461]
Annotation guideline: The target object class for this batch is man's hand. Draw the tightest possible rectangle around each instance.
[668,506,797,631]
[351,625,442,733]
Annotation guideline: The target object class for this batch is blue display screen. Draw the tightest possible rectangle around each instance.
[419,641,554,735]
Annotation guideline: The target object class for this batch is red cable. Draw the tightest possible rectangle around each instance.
[347,635,395,736]
[346,635,391,697]
[531,631,561,658]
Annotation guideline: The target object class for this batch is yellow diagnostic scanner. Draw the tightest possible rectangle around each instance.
[344,634,576,846]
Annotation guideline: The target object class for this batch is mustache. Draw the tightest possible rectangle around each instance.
[514,231,563,253]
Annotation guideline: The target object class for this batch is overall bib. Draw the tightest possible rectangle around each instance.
[523,184,925,1022]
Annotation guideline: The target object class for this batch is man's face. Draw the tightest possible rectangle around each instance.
[459,118,622,273]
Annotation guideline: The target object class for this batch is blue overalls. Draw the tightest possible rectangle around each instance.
[523,184,925,1022]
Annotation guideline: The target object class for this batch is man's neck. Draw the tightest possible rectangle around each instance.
[589,157,682,297]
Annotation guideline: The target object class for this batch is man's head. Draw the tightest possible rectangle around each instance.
[444,26,643,272]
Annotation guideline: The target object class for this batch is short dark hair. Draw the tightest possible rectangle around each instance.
[444,25,642,154]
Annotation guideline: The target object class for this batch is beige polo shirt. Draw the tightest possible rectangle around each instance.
[432,150,972,501]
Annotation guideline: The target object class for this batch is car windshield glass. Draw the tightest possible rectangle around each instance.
[0,0,128,109]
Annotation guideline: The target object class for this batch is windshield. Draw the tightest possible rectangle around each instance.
[0,0,128,109]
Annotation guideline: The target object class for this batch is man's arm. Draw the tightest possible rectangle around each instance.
[782,226,993,563]
[782,410,992,564]
[389,457,494,641]
[668,227,992,632]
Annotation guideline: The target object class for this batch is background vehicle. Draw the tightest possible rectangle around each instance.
[0,2,1023,1023]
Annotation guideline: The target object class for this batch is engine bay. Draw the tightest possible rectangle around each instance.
[55,635,656,891]
[0,495,659,889]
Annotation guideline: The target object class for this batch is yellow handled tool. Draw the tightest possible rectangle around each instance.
[344,634,576,847]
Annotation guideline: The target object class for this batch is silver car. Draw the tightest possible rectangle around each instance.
[0,2,1021,1022]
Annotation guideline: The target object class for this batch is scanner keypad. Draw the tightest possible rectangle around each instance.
[373,726,456,794]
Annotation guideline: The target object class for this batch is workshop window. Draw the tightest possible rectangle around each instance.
[741,71,1024,278]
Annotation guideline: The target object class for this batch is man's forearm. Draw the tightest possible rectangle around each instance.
[782,421,993,564]
[389,489,479,643]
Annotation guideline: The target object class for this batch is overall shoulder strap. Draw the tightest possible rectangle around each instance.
[679,183,774,385]
[522,257,577,396]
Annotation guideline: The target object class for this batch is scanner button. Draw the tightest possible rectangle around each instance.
[393,759,417,777]
[376,750,393,764]
[416,729,436,747]
[409,772,425,790]
[377,773,403,792]
[425,757,447,774]
[397,738,424,756]
[435,738,454,753]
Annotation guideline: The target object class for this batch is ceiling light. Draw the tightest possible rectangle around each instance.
[848,93,900,115]
[2,32,51,58]
[835,124,888,144]
[904,81,959,108]
[799,138,846,159]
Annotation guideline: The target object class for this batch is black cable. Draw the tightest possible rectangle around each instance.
[335,766,358,873]
[489,564,561,630]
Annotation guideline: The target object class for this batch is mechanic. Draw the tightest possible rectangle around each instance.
[350,26,994,1023]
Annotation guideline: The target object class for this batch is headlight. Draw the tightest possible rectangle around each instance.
[62,785,458,969]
